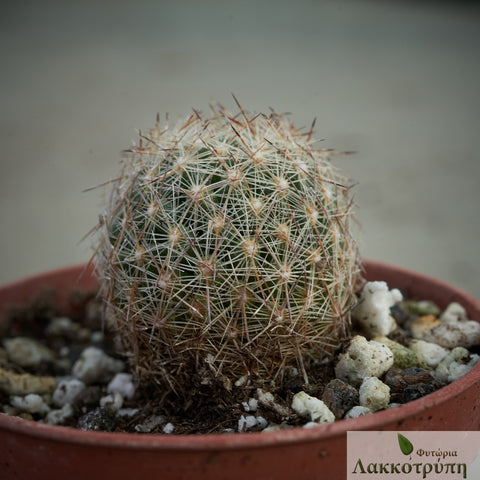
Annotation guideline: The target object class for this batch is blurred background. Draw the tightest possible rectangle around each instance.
[1,0,479,298]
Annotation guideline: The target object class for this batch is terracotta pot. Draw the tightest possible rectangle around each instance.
[0,261,479,480]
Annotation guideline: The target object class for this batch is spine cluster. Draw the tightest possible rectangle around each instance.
[94,101,360,397]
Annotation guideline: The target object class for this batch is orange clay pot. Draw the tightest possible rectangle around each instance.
[0,261,479,480]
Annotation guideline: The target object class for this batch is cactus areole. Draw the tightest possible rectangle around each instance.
[94,102,361,399]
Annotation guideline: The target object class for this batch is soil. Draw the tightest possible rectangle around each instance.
[0,287,471,435]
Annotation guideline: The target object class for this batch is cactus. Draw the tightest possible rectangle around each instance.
[94,101,361,399]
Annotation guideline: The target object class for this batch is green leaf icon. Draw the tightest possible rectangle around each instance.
[398,434,414,455]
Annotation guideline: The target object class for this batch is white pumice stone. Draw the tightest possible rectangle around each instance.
[256,416,268,429]
[100,392,124,411]
[242,397,258,413]
[335,336,394,387]
[10,394,50,415]
[344,406,373,419]
[4,337,54,367]
[291,391,335,423]
[424,306,480,349]
[117,408,140,417]
[238,415,258,432]
[107,373,136,399]
[446,355,479,382]
[52,378,86,407]
[72,347,124,384]
[440,302,468,323]
[162,423,175,434]
[374,336,420,369]
[410,315,442,340]
[256,388,290,418]
[352,281,402,338]
[409,339,449,368]
[435,347,480,383]
[45,317,77,336]
[359,377,390,412]
[46,403,74,425]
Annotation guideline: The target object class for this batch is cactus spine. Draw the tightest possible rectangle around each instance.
[94,101,360,398]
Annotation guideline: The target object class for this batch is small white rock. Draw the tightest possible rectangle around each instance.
[291,391,335,424]
[256,416,268,429]
[409,340,449,368]
[107,373,136,399]
[100,392,124,411]
[52,378,86,407]
[435,347,480,383]
[45,317,77,336]
[242,397,258,413]
[117,407,140,417]
[72,347,124,384]
[410,315,442,340]
[256,388,290,418]
[10,394,50,415]
[424,305,480,348]
[4,337,54,367]
[344,406,373,419]
[256,389,275,405]
[440,302,468,323]
[447,355,480,382]
[162,422,175,434]
[238,415,258,432]
[335,336,394,387]
[359,377,390,412]
[352,281,402,337]
[235,375,249,387]
[46,403,74,425]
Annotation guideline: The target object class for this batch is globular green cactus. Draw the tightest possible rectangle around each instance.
[94,101,361,398]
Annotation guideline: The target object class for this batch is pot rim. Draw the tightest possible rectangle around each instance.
[1,260,479,451]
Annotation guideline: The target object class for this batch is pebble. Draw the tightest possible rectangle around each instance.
[100,392,124,411]
[358,377,390,412]
[406,300,441,317]
[440,302,468,323]
[352,281,402,337]
[77,407,116,432]
[291,391,335,424]
[384,367,439,403]
[402,383,437,403]
[321,379,359,419]
[374,336,422,370]
[107,373,136,399]
[52,378,86,407]
[435,347,480,383]
[117,407,140,418]
[238,415,258,432]
[0,366,56,395]
[344,406,373,419]
[162,422,175,434]
[10,393,50,415]
[135,415,166,433]
[46,403,74,425]
[335,336,394,387]
[410,315,441,340]
[3,337,54,367]
[425,317,480,349]
[45,317,79,338]
[256,388,290,418]
[72,347,124,384]
[242,397,258,413]
[409,339,449,368]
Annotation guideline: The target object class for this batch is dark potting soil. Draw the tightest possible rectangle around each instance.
[0,287,470,435]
